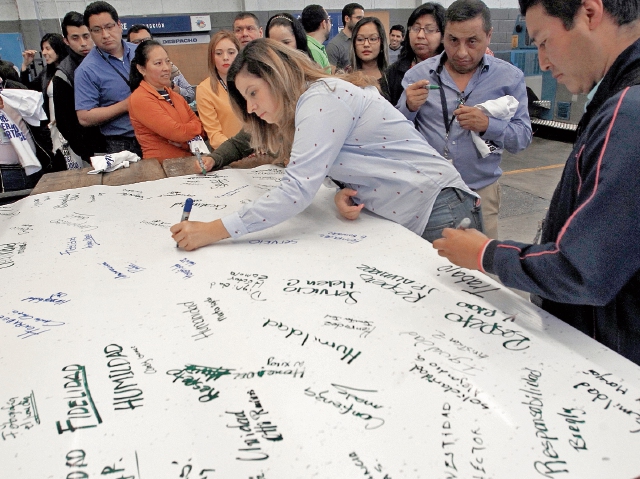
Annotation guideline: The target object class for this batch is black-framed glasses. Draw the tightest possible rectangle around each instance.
[130,36,152,45]
[409,25,440,35]
[355,35,380,45]
[90,23,117,34]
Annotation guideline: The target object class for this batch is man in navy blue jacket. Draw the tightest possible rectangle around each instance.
[434,0,640,366]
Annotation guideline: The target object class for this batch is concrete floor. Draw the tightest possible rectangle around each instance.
[498,135,574,243]
[495,133,575,296]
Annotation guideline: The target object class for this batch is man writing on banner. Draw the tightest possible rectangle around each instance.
[434,0,640,366]
[398,0,532,239]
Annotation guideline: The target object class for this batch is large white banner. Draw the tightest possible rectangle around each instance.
[1,166,639,478]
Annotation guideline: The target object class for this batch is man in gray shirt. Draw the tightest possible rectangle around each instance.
[326,2,364,70]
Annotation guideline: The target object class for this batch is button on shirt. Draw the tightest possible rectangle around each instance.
[397,53,532,190]
[221,77,473,238]
[74,41,137,137]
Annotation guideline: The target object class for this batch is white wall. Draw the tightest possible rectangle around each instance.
[9,0,521,20]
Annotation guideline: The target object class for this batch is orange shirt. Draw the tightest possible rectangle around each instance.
[129,80,203,162]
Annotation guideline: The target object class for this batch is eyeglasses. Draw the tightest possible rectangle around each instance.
[355,35,380,45]
[130,36,152,45]
[90,23,118,34]
[409,25,440,35]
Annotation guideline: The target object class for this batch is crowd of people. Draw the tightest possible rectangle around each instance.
[2,0,639,366]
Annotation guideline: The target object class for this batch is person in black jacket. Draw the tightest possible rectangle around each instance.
[52,11,106,167]
[386,3,444,107]
[434,0,640,366]
[20,34,68,115]
[20,33,68,171]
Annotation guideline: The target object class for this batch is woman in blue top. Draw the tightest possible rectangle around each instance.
[171,39,482,250]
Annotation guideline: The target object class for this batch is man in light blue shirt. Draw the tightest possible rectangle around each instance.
[398,0,531,239]
[75,1,141,155]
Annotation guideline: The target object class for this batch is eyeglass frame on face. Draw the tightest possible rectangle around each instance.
[130,36,152,45]
[90,22,119,35]
[355,35,380,45]
[409,25,440,35]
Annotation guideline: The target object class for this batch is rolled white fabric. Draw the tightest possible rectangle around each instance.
[88,151,140,174]
[0,89,47,126]
[471,95,519,158]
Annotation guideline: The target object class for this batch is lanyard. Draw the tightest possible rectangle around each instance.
[97,47,130,87]
[217,75,228,93]
[436,71,473,136]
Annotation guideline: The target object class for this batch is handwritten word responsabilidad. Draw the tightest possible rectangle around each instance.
[520,367,568,478]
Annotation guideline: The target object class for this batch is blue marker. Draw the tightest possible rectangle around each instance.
[176,198,193,248]
[181,198,193,222]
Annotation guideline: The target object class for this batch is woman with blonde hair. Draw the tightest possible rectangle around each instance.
[171,39,482,251]
[196,31,243,149]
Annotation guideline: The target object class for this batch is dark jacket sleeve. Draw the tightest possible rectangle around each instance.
[52,75,106,162]
[20,68,42,91]
[484,88,640,306]
[210,129,254,170]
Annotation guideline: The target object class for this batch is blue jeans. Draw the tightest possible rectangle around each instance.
[421,187,483,243]
[0,165,43,205]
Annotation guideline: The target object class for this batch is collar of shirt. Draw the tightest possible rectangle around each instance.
[97,40,135,62]
[585,79,603,111]
[307,35,327,51]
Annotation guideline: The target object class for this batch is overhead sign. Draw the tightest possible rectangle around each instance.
[158,34,210,45]
[121,15,211,34]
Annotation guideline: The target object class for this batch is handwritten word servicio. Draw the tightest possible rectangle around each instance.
[284,279,359,304]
